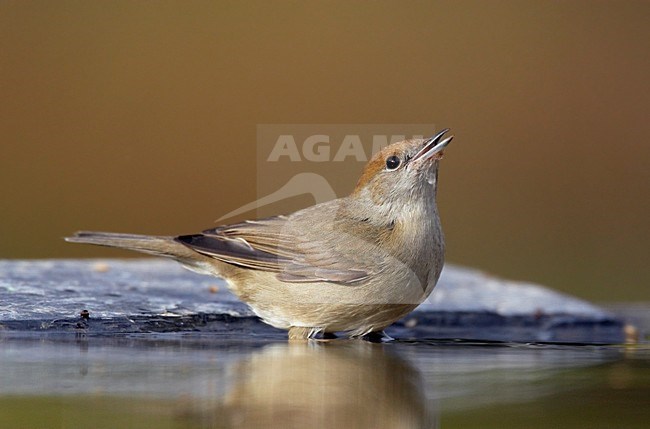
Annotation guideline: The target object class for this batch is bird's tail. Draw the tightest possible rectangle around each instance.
[65,231,197,259]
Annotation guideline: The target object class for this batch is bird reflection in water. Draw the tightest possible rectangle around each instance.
[177,341,436,429]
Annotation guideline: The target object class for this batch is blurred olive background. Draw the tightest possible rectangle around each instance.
[1,1,648,302]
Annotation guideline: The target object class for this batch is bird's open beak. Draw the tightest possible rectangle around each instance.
[411,128,453,163]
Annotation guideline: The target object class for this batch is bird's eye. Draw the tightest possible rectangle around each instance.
[385,155,401,171]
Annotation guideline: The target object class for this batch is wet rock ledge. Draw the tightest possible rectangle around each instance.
[0,259,625,343]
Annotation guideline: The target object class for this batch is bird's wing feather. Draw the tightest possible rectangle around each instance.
[175,211,372,285]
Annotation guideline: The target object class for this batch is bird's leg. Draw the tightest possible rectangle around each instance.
[288,327,337,341]
[360,330,394,343]
[288,326,315,341]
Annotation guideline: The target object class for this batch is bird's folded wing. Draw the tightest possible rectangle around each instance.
[175,215,370,284]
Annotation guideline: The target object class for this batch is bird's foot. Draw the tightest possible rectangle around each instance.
[288,327,336,341]
[360,330,394,343]
[350,331,394,343]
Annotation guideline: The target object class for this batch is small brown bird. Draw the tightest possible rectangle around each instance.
[66,129,453,340]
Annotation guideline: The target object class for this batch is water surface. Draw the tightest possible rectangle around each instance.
[1,332,648,428]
